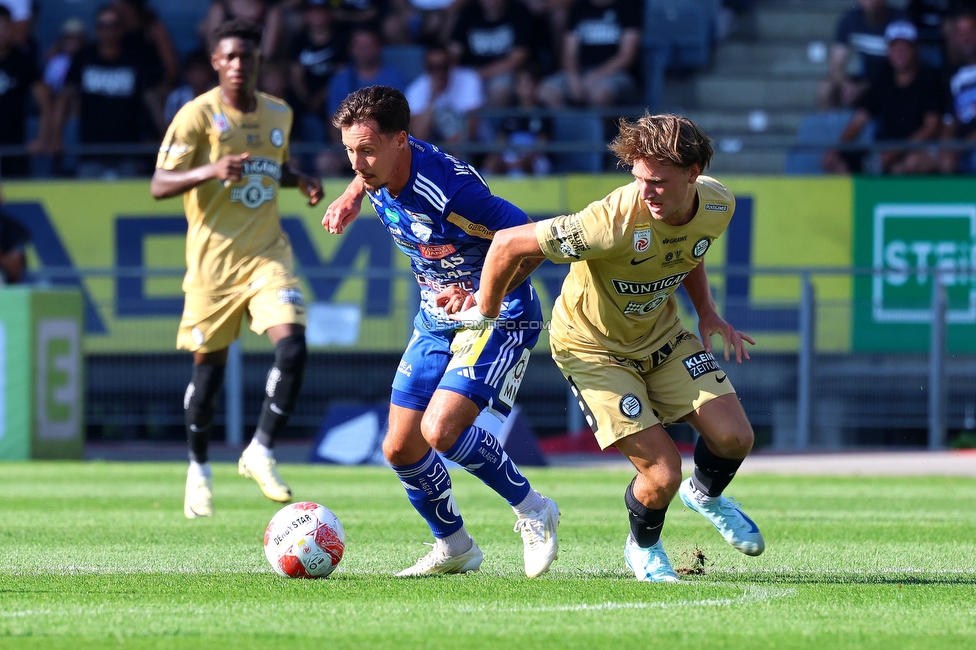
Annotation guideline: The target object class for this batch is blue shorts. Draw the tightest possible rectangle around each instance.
[391,317,540,418]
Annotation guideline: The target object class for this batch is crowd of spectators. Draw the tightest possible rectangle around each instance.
[0,0,666,180]
[8,0,971,180]
[819,0,976,174]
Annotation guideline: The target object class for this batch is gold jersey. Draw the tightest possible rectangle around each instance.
[536,175,735,358]
[156,87,295,294]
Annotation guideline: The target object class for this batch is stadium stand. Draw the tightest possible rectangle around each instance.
[784,109,876,175]
[550,111,605,173]
[643,0,714,70]
[380,43,425,87]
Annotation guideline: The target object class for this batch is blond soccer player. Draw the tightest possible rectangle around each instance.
[442,113,764,581]
[151,20,324,518]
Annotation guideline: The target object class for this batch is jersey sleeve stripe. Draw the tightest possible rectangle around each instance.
[416,174,447,210]
[415,173,448,211]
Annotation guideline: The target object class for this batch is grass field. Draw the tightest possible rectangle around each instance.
[2,462,975,649]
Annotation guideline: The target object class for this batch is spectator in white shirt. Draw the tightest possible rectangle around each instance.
[404,44,484,151]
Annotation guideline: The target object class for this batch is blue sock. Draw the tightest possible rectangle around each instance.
[392,449,463,539]
[444,425,532,506]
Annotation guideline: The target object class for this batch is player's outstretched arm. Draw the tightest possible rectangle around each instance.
[280,163,324,206]
[446,222,546,324]
[150,153,251,200]
[321,176,366,235]
[682,262,755,364]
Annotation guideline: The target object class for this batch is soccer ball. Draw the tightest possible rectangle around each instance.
[264,502,345,578]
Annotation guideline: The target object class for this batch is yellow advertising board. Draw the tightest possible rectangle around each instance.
[5,175,854,354]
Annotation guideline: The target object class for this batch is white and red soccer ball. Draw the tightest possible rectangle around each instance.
[264,502,345,578]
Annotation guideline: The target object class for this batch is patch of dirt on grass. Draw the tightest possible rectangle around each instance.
[676,547,709,575]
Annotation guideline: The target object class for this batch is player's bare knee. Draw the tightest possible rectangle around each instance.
[419,416,459,453]
[710,428,753,459]
[382,437,411,466]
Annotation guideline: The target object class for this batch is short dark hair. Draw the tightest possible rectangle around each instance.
[332,85,411,135]
[212,19,263,50]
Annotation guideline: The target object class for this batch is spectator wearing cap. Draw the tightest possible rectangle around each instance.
[819,0,908,109]
[823,20,947,175]
[941,10,976,173]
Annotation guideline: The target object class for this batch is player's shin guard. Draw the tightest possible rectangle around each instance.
[625,477,668,547]
[254,335,307,448]
[392,449,464,538]
[184,363,225,464]
[444,425,532,506]
[691,436,745,497]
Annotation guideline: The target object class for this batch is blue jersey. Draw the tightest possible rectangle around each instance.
[364,137,540,332]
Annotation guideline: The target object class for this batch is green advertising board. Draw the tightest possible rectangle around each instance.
[853,177,976,352]
[0,289,84,460]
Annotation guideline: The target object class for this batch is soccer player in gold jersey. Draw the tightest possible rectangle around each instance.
[151,20,324,519]
[443,113,764,581]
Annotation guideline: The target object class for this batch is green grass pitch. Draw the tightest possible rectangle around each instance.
[2,462,975,649]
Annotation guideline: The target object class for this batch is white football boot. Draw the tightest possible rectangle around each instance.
[678,478,765,556]
[624,535,679,582]
[514,494,560,578]
[396,539,484,577]
[184,474,213,519]
[238,448,292,502]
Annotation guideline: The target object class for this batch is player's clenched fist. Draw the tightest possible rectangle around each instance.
[435,285,476,315]
[213,152,250,183]
[322,190,363,235]
[299,175,324,207]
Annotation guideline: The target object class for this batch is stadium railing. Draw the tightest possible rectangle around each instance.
[3,106,974,178]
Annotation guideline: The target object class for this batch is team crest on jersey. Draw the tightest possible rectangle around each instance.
[411,222,433,242]
[230,176,275,208]
[633,222,651,252]
[619,394,643,419]
[213,113,229,132]
[419,243,456,260]
[270,128,284,147]
[693,237,710,258]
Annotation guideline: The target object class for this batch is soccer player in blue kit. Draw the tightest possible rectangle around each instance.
[322,85,560,577]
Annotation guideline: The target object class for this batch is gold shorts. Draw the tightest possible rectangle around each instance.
[177,269,306,352]
[552,329,737,449]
